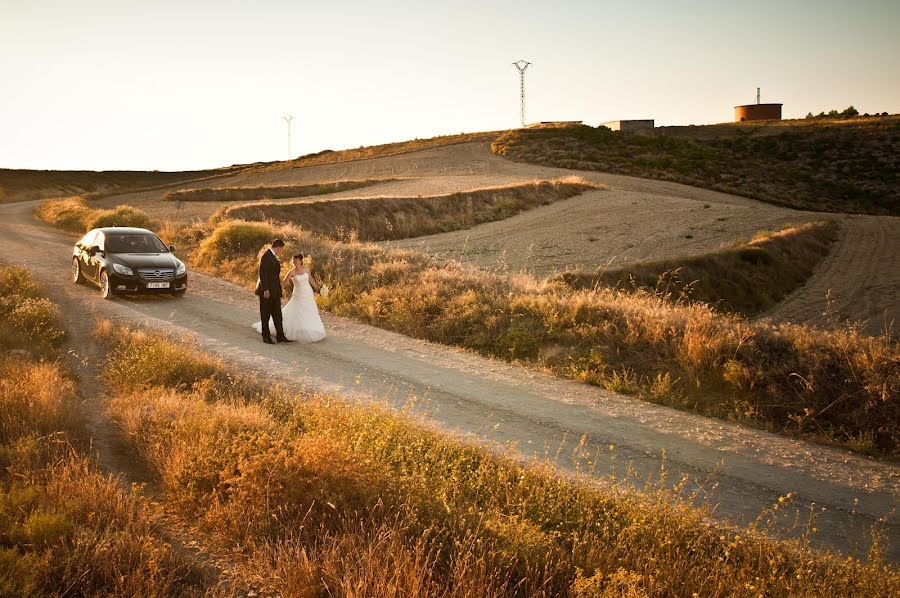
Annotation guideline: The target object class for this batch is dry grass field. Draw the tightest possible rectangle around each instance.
[220,178,601,241]
[93,320,899,596]
[0,266,206,595]
[5,264,895,595]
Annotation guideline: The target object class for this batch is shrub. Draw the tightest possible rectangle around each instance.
[94,321,223,390]
[33,196,95,232]
[0,359,81,445]
[0,265,45,301]
[34,197,155,233]
[194,220,274,265]
[0,266,66,353]
[87,204,155,230]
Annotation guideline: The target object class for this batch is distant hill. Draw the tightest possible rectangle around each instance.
[0,167,242,204]
[0,131,501,204]
[492,115,900,215]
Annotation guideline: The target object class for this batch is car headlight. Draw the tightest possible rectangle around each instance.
[175,262,186,276]
[112,263,133,276]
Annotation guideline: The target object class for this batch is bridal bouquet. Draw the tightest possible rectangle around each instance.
[319,284,330,298]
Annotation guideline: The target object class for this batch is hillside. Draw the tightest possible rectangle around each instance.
[0,166,246,204]
[0,132,500,205]
[491,115,900,215]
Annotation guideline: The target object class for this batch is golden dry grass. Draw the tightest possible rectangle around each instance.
[553,221,839,315]
[0,266,205,595]
[95,322,900,597]
[34,196,156,233]
[221,177,601,242]
[0,356,206,596]
[163,178,399,203]
[0,265,66,357]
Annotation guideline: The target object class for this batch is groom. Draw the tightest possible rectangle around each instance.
[255,238,293,344]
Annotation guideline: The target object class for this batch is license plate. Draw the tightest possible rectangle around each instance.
[146,282,170,289]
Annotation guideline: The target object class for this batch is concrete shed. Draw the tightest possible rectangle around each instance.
[599,120,655,132]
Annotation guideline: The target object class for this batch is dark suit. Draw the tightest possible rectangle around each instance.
[255,249,285,340]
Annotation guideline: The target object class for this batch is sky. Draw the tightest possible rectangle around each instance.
[1,0,898,171]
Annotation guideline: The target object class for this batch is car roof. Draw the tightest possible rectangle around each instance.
[93,227,156,235]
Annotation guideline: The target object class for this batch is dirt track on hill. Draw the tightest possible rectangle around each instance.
[765,215,900,334]
[2,198,898,562]
[93,141,898,334]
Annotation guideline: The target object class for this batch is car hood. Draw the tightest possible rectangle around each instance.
[111,253,180,269]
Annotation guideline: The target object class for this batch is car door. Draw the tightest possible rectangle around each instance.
[85,231,103,282]
[76,231,98,281]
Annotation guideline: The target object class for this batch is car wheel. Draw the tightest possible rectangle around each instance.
[72,258,83,284]
[99,270,113,299]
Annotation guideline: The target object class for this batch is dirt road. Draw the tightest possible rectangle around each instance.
[765,215,900,333]
[2,198,897,561]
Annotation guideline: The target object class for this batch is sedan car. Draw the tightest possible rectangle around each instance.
[72,227,187,299]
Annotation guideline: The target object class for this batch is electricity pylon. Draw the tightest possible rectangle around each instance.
[512,60,532,128]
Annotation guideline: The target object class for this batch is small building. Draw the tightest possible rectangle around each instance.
[599,119,654,132]
[526,121,583,129]
[734,103,782,122]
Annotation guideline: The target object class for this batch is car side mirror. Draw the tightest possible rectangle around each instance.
[88,245,101,256]
[168,244,177,252]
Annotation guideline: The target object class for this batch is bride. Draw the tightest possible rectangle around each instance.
[253,253,326,343]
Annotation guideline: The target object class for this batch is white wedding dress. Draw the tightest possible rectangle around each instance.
[252,273,326,343]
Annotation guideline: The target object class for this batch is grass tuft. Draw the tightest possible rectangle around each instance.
[0,265,66,355]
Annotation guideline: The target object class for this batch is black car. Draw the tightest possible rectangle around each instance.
[72,227,187,299]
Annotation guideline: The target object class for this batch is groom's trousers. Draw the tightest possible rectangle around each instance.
[259,295,285,339]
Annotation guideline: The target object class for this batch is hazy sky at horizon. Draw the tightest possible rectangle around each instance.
[2,0,898,171]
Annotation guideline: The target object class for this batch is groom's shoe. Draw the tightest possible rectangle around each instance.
[276,336,293,343]
[263,337,276,345]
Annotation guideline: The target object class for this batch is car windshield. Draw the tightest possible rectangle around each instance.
[105,233,168,254]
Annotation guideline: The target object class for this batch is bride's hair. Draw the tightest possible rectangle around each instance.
[292,253,304,263]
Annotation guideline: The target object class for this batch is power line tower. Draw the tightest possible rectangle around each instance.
[282,115,293,160]
[512,60,532,128]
